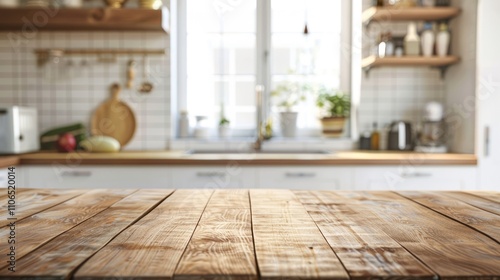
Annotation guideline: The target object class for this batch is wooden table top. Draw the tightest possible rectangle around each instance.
[1,189,499,279]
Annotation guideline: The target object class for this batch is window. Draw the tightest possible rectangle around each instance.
[176,0,351,137]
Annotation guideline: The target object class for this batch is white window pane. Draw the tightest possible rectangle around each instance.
[187,0,256,33]
[234,81,255,106]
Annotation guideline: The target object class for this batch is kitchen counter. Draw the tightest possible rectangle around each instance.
[0,155,19,168]
[2,189,499,279]
[18,150,477,165]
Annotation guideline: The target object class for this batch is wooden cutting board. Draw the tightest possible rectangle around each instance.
[91,83,136,147]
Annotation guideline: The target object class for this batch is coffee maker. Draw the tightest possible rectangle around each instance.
[415,102,447,153]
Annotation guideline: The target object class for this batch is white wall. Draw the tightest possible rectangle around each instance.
[0,31,171,150]
[444,0,478,154]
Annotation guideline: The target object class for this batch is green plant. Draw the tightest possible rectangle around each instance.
[219,102,230,126]
[271,82,311,111]
[316,88,350,118]
[219,117,230,126]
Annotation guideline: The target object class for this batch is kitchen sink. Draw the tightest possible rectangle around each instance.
[185,150,331,155]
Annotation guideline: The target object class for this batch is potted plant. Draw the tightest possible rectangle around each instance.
[218,103,230,139]
[316,88,350,137]
[271,82,309,138]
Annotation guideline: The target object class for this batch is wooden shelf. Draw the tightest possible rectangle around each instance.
[0,7,169,32]
[362,7,461,25]
[362,55,460,68]
[362,55,460,78]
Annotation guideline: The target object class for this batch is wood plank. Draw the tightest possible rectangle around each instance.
[0,8,169,32]
[0,156,19,168]
[442,191,500,216]
[250,190,349,280]
[362,6,461,24]
[294,190,436,279]
[174,190,257,280]
[466,191,500,204]
[397,191,500,243]
[335,191,500,279]
[0,188,84,226]
[1,189,168,279]
[74,189,213,280]
[0,189,138,265]
[362,55,460,69]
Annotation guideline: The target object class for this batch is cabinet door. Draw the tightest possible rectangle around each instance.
[0,169,7,188]
[170,166,257,189]
[477,0,500,190]
[257,167,353,190]
[353,166,476,191]
[25,165,171,189]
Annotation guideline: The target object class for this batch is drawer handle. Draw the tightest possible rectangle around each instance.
[285,172,316,178]
[400,172,432,178]
[60,171,92,177]
[196,172,226,178]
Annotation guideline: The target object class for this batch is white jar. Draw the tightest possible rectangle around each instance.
[421,22,435,56]
[436,23,450,57]
[179,111,190,138]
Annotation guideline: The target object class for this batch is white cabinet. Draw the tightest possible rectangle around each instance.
[0,169,7,188]
[23,165,171,189]
[353,166,477,190]
[476,0,500,191]
[257,167,353,190]
[170,166,257,189]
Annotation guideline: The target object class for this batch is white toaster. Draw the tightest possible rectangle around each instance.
[0,106,40,154]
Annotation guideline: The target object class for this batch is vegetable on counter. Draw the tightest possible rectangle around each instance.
[57,133,77,153]
[40,123,87,151]
[80,136,121,153]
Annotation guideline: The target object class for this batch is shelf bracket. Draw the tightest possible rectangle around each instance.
[363,66,372,78]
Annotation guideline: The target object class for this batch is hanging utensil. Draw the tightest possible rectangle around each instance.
[138,55,154,94]
[126,59,136,89]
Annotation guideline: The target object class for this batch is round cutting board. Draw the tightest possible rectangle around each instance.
[91,83,136,147]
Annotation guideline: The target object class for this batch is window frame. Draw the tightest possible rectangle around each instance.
[172,0,356,139]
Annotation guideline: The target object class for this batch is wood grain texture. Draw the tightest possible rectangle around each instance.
[250,189,349,280]
[294,190,436,280]
[18,151,478,166]
[442,191,500,216]
[397,191,500,242]
[0,8,169,32]
[0,156,19,168]
[335,191,500,279]
[466,191,500,204]
[175,190,257,280]
[0,189,136,266]
[0,188,84,226]
[74,189,213,280]
[362,6,460,24]
[2,189,169,279]
[91,83,136,147]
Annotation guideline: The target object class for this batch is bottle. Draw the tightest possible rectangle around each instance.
[179,110,190,138]
[436,23,450,57]
[371,122,380,150]
[377,33,386,58]
[385,32,395,56]
[404,22,421,56]
[421,22,435,57]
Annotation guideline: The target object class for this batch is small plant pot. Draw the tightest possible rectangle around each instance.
[320,117,346,138]
[218,125,230,139]
[280,112,298,138]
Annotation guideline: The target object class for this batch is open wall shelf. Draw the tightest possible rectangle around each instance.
[0,7,169,32]
[362,7,461,25]
[362,55,460,77]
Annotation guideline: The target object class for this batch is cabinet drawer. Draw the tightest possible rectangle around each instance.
[170,166,256,189]
[25,165,171,189]
[353,166,477,190]
[257,167,353,190]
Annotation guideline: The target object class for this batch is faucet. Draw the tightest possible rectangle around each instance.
[253,85,265,151]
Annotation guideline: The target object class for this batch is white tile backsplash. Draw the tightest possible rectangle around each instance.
[0,30,170,151]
